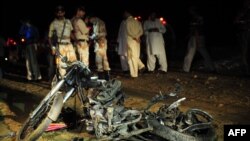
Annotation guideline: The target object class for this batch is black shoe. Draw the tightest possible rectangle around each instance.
[104,70,110,81]
[146,70,155,74]
[157,70,167,74]
[123,70,129,74]
[131,76,138,79]
[139,67,146,74]
[98,72,105,80]
[122,71,130,78]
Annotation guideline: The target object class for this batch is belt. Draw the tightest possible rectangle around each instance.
[77,39,87,42]
[58,42,70,45]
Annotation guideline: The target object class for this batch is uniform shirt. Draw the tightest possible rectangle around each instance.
[19,23,39,44]
[91,17,107,39]
[48,18,73,43]
[189,15,204,35]
[71,17,89,40]
[236,8,250,32]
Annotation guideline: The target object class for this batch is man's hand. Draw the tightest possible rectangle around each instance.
[148,28,159,32]
[133,37,140,43]
[51,46,56,55]
[89,33,97,40]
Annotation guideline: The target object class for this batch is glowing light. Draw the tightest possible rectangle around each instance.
[162,20,167,25]
[160,17,164,21]
[6,38,16,46]
[134,17,138,20]
[21,38,25,42]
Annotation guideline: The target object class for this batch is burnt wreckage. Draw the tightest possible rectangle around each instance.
[82,80,216,141]
[16,57,216,141]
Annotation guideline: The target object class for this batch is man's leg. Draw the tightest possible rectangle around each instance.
[77,42,89,66]
[183,36,197,72]
[197,37,215,72]
[120,55,129,71]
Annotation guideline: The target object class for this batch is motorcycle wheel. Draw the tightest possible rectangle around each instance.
[16,92,63,141]
[148,119,217,141]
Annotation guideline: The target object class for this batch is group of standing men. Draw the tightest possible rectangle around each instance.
[117,11,168,78]
[21,5,220,82]
[48,6,169,80]
[118,7,216,77]
[48,5,110,80]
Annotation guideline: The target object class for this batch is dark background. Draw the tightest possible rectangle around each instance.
[0,0,246,59]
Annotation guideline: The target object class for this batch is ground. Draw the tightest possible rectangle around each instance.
[0,70,250,141]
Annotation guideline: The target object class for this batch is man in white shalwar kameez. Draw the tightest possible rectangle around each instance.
[125,11,145,78]
[143,12,168,73]
[117,19,129,73]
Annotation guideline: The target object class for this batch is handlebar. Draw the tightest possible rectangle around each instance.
[52,44,91,77]
[53,44,108,89]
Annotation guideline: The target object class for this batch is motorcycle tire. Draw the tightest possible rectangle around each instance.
[16,92,63,141]
[148,119,217,141]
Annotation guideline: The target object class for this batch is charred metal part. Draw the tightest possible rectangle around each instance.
[144,92,167,110]
[166,97,186,111]
[144,97,215,141]
[95,80,122,104]
[185,109,213,125]
[98,126,153,141]
[180,109,213,133]
[107,106,114,132]
[180,123,214,133]
[113,110,142,128]
[169,83,182,97]
[103,91,124,107]
[174,83,182,94]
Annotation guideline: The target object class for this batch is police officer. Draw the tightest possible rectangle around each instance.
[48,5,77,77]
[183,6,215,73]
[71,6,90,67]
[234,1,250,74]
[88,16,111,80]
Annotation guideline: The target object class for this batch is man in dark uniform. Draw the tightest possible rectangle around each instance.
[19,19,42,81]
[235,1,250,74]
[183,6,215,72]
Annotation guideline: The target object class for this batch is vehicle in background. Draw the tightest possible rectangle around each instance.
[5,37,21,63]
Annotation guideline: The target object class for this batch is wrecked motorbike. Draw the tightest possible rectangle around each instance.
[143,95,216,141]
[16,52,216,141]
[88,91,216,141]
[16,54,117,141]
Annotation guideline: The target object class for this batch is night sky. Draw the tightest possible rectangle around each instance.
[0,0,245,52]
